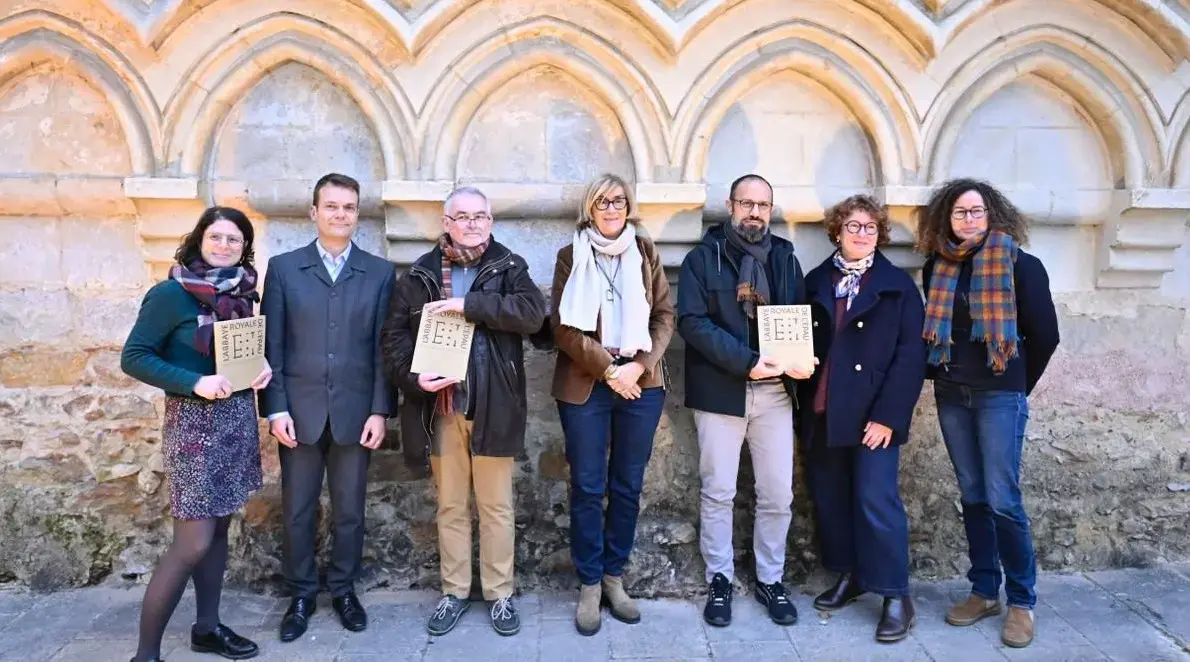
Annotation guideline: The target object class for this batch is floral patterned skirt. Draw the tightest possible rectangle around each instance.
[162,390,263,520]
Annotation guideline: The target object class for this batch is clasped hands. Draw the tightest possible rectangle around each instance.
[604,360,646,399]
[748,355,818,381]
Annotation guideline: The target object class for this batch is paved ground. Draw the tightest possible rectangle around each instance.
[2,566,1189,661]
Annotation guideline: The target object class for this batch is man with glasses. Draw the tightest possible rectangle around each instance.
[380,186,547,638]
[261,173,396,643]
[677,173,812,628]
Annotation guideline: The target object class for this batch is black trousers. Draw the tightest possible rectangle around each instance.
[279,424,370,598]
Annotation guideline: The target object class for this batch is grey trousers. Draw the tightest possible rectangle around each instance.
[693,381,795,585]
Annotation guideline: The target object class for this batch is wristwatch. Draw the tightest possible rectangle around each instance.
[602,363,618,382]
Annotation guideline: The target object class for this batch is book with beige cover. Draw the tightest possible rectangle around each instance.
[214,316,267,392]
[757,305,814,373]
[411,309,475,381]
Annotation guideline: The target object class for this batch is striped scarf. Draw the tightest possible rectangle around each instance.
[831,251,874,310]
[434,233,490,415]
[169,261,258,356]
[923,230,1019,373]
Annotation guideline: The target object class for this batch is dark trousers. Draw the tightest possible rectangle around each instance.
[557,384,665,586]
[279,424,370,598]
[808,419,910,596]
[935,382,1036,608]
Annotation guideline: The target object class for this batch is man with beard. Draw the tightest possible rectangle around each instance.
[677,173,813,628]
[380,186,547,638]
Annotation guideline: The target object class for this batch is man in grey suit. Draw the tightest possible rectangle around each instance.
[260,173,395,643]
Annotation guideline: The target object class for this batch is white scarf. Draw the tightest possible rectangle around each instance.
[559,223,652,356]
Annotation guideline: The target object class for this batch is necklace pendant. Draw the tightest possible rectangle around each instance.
[606,289,614,301]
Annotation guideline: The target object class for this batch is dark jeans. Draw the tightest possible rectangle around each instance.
[935,381,1036,608]
[279,424,371,598]
[808,420,910,596]
[557,383,665,586]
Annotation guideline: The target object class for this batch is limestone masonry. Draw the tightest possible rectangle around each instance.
[1,0,1188,594]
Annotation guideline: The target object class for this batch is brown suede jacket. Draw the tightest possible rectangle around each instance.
[549,233,675,405]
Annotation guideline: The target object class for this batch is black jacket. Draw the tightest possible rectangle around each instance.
[922,249,1059,395]
[259,242,395,445]
[380,239,547,469]
[796,251,926,448]
[677,223,806,417]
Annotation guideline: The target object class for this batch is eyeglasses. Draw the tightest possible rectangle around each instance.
[446,213,492,226]
[594,197,627,211]
[203,233,244,247]
[952,207,987,221]
[732,199,772,213]
[843,221,879,236]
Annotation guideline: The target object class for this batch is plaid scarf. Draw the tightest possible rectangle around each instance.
[722,221,772,319]
[832,250,874,310]
[169,260,259,356]
[434,233,490,415]
[923,230,1019,373]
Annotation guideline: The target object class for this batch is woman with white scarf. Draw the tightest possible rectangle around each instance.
[549,174,674,636]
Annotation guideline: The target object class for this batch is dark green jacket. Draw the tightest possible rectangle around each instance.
[121,280,215,396]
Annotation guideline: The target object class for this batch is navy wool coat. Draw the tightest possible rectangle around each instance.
[796,250,927,448]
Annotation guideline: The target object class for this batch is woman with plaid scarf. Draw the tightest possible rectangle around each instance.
[916,179,1060,649]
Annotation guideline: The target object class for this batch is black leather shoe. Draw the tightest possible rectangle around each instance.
[876,596,916,643]
[333,592,368,632]
[814,573,866,611]
[191,623,259,659]
[279,596,317,642]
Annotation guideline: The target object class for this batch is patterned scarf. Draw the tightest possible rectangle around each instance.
[831,251,874,310]
[923,230,1019,373]
[722,221,772,319]
[169,260,259,356]
[434,233,490,415]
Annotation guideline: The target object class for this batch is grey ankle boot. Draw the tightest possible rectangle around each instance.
[602,575,641,624]
[575,583,602,636]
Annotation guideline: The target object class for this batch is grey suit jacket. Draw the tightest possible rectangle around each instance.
[260,241,396,445]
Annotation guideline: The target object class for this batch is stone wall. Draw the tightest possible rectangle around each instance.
[1,0,1189,594]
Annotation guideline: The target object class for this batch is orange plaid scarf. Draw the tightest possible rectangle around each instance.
[923,231,1019,373]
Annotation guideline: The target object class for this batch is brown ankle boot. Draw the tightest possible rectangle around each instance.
[575,584,602,636]
[945,594,1001,626]
[1001,606,1034,648]
[602,575,641,624]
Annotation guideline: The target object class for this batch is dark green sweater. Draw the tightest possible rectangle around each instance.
[121,280,215,396]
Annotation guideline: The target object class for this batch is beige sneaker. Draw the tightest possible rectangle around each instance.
[1001,606,1035,648]
[945,594,1002,626]
[602,575,641,624]
[575,583,602,636]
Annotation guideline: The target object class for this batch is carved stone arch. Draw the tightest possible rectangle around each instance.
[0,15,159,174]
[923,40,1161,189]
[166,28,412,180]
[678,39,916,186]
[420,23,667,182]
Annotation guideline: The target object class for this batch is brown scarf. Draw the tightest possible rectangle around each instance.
[434,233,490,415]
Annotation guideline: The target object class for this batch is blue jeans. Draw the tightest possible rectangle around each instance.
[557,384,665,586]
[934,382,1036,608]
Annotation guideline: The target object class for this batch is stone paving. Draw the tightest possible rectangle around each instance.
[2,567,1188,661]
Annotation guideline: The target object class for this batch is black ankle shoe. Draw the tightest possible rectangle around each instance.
[279,596,317,642]
[191,623,259,659]
[814,573,866,611]
[333,592,368,632]
[876,596,916,643]
[755,581,798,625]
[703,573,733,627]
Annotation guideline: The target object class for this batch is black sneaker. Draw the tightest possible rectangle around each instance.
[755,581,798,625]
[427,595,470,636]
[489,597,520,636]
[704,573,733,627]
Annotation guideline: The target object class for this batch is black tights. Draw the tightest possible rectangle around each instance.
[133,515,231,661]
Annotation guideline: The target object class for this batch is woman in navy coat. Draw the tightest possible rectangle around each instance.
[797,194,927,643]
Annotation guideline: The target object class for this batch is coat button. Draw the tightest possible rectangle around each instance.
[857,321,864,329]
[813,321,819,328]
[328,353,335,360]
[854,363,862,372]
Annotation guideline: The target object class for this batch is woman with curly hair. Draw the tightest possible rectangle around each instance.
[798,194,926,642]
[121,206,272,662]
[916,179,1059,649]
